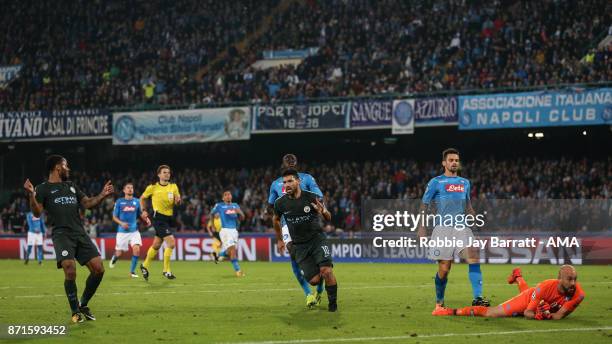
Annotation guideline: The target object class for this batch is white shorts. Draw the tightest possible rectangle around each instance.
[27,232,43,246]
[220,228,239,251]
[427,225,475,261]
[281,225,292,244]
[115,231,142,251]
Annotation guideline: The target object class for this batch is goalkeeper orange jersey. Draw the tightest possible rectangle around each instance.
[525,279,585,314]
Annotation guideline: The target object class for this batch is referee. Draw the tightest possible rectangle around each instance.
[24,155,114,323]
[139,164,181,280]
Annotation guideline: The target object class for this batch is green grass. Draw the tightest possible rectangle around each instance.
[0,260,611,343]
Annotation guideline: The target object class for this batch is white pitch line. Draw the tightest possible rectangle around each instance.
[9,281,612,299]
[218,326,612,344]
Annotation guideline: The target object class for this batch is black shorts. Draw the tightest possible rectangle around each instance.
[153,213,175,238]
[293,234,333,281]
[212,231,221,241]
[52,229,100,269]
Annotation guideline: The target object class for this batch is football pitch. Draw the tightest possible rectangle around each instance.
[1,260,611,343]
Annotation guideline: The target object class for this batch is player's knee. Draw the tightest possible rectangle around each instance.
[320,267,333,280]
[63,264,77,280]
[309,275,320,286]
[133,246,140,255]
[94,264,105,276]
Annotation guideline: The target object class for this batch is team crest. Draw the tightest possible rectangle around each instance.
[303,206,311,213]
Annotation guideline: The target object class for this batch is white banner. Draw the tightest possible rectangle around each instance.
[392,99,415,134]
[113,107,250,145]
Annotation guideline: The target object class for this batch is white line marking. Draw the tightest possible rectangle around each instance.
[6,281,612,299]
[218,327,612,344]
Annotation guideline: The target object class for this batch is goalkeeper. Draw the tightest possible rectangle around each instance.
[434,265,584,320]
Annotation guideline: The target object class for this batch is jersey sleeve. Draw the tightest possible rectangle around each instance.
[34,184,45,205]
[422,178,438,204]
[268,182,278,205]
[141,185,153,199]
[72,183,86,203]
[304,174,323,197]
[211,203,219,215]
[135,198,141,216]
[466,180,471,200]
[526,282,547,312]
[173,184,181,197]
[273,199,283,217]
[561,284,585,314]
[113,201,121,218]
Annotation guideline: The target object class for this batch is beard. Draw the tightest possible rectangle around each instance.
[60,170,69,181]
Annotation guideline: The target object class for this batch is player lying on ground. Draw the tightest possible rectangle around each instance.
[434,265,585,319]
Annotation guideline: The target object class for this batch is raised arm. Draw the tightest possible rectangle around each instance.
[24,179,43,217]
[81,181,114,209]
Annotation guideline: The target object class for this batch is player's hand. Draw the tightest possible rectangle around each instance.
[140,214,151,227]
[101,181,114,197]
[277,239,286,254]
[174,194,182,204]
[535,300,552,320]
[121,222,129,229]
[141,210,149,219]
[311,199,326,214]
[24,179,35,195]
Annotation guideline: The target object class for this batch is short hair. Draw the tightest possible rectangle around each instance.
[282,169,300,180]
[282,154,297,166]
[157,164,171,175]
[442,148,460,161]
[123,182,134,188]
[46,155,65,174]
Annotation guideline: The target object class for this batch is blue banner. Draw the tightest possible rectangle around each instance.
[414,97,457,126]
[252,102,349,132]
[350,100,393,128]
[459,88,612,130]
[0,109,111,141]
[113,107,250,145]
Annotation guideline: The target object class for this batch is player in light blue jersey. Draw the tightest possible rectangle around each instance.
[110,183,150,277]
[418,148,489,316]
[25,211,46,265]
[211,191,245,277]
[268,154,325,308]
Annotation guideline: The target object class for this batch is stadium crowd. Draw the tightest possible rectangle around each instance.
[1,157,609,235]
[1,0,610,110]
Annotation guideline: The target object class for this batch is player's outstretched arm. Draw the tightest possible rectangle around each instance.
[311,199,331,221]
[24,179,43,217]
[81,181,114,209]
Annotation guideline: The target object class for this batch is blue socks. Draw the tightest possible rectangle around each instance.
[231,259,241,272]
[316,280,324,294]
[37,245,43,262]
[130,256,139,274]
[469,263,483,299]
[219,250,227,258]
[291,259,311,296]
[434,273,448,304]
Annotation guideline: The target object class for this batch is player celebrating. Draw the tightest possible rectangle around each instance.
[268,154,324,308]
[211,191,245,276]
[109,182,150,277]
[273,169,338,312]
[24,211,46,265]
[23,155,113,323]
[419,148,489,315]
[435,265,585,320]
[139,165,181,280]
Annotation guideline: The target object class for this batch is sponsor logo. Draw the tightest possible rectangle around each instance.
[54,196,78,205]
[445,184,465,192]
[122,205,137,212]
